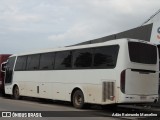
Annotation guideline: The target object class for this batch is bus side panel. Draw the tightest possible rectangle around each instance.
[12,69,117,104]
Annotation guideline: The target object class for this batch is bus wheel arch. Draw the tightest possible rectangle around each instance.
[12,84,20,100]
[71,88,85,109]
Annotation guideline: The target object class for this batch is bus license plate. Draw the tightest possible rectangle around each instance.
[140,96,146,100]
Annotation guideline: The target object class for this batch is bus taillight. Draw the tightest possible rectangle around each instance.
[120,70,126,93]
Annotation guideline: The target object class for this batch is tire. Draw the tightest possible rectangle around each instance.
[72,90,85,109]
[13,86,20,100]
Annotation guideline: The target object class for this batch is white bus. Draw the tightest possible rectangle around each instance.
[4,38,159,108]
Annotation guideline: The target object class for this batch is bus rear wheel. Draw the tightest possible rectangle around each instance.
[72,90,85,109]
[13,86,20,100]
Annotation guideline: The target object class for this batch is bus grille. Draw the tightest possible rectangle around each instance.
[102,82,115,101]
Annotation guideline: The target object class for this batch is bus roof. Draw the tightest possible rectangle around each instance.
[10,38,155,57]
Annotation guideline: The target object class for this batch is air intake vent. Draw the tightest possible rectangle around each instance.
[102,82,115,102]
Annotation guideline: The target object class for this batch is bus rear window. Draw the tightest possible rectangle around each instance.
[128,42,157,64]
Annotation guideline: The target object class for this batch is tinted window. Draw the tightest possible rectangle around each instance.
[55,51,72,69]
[73,49,92,68]
[39,53,55,70]
[93,45,119,68]
[5,57,16,83]
[128,42,157,64]
[26,54,40,70]
[15,56,27,71]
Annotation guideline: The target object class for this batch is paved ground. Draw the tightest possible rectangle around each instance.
[0,96,119,120]
[0,95,159,120]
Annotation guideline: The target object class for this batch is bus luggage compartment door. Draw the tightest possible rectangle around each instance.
[102,81,115,102]
[125,69,158,95]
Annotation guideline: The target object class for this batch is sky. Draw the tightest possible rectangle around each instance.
[0,0,160,54]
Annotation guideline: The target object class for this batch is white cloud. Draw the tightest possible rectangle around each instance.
[47,0,160,45]
[48,22,91,41]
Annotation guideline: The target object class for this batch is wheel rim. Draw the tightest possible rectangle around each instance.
[75,94,82,106]
[14,87,19,98]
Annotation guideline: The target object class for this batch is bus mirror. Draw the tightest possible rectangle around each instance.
[1,62,7,72]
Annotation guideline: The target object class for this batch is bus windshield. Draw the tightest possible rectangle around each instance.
[128,42,157,64]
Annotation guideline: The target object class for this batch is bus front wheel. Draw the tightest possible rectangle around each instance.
[13,86,20,100]
[72,90,85,109]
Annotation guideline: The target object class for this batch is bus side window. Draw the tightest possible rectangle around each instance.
[93,45,119,68]
[39,53,55,70]
[55,51,72,70]
[15,56,27,71]
[26,54,40,70]
[73,48,93,69]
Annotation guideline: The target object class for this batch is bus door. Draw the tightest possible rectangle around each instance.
[5,57,16,84]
